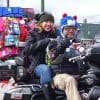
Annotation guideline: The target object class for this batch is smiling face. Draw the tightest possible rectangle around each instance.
[41,20,54,32]
[62,26,76,39]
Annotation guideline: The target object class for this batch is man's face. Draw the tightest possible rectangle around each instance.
[62,26,76,39]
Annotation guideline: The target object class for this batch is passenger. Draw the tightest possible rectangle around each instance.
[18,12,58,100]
[48,13,84,100]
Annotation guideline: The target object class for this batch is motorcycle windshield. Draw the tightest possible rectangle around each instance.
[95,32,100,43]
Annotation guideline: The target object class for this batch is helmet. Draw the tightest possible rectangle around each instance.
[60,13,79,33]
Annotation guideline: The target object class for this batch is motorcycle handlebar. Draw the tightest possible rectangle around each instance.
[68,55,86,62]
[68,47,92,62]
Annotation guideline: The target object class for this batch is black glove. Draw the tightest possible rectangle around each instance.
[56,38,70,54]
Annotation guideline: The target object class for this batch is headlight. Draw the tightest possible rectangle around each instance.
[85,78,94,85]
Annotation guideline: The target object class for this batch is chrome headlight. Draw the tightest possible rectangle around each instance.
[85,77,94,85]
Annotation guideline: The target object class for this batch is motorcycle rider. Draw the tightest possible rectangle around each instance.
[48,13,85,100]
[18,12,58,100]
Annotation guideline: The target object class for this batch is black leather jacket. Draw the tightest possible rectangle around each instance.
[23,29,57,73]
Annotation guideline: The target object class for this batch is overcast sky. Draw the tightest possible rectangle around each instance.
[1,0,100,23]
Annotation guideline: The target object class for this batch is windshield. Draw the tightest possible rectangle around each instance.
[95,32,100,42]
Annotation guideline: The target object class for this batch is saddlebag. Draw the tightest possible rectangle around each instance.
[3,84,45,100]
[0,60,24,81]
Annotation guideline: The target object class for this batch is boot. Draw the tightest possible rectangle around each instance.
[42,84,52,100]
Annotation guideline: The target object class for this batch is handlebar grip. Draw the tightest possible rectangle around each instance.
[68,55,85,62]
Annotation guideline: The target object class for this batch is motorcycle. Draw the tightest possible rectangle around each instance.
[3,32,100,100]
[69,32,100,100]
[84,34,100,100]
[2,43,89,100]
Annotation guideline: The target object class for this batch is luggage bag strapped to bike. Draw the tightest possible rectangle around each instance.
[3,84,45,100]
[0,60,24,81]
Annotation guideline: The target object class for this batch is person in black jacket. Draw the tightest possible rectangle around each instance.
[47,14,84,75]
[18,12,58,100]
[48,14,85,100]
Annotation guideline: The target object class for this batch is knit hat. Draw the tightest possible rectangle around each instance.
[39,12,54,23]
[60,13,78,33]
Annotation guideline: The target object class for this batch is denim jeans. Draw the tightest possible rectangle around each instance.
[34,64,52,85]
